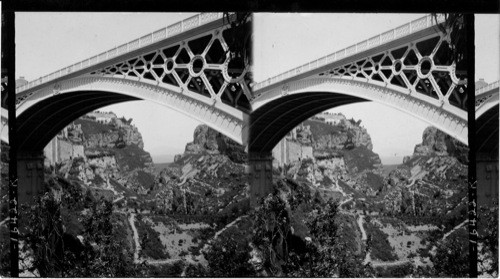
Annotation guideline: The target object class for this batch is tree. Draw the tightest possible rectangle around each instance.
[433,14,466,74]
[304,200,374,277]
[478,201,498,276]
[431,228,469,277]
[23,193,65,277]
[21,179,140,277]
[251,192,373,277]
[203,228,255,277]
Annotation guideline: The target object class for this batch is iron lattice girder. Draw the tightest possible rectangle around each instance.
[253,29,467,113]
[88,21,252,112]
[251,23,469,145]
[13,13,251,147]
[312,32,467,111]
[475,81,500,119]
[15,13,252,113]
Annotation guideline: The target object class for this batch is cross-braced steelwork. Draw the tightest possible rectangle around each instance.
[87,21,252,111]
[15,13,251,150]
[475,80,499,119]
[251,14,469,148]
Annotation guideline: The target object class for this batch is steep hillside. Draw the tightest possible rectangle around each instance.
[272,118,470,277]
[52,115,156,196]
[1,112,479,277]
[282,116,383,201]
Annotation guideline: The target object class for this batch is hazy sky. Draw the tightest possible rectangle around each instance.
[16,13,499,164]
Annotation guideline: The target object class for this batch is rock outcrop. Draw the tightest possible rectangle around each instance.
[46,113,156,194]
[149,124,249,215]
[383,126,468,221]
[311,118,373,151]
[184,125,247,163]
[408,126,468,164]
[275,115,382,192]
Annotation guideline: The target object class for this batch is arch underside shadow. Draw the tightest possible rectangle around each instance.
[16,75,249,152]
[17,91,140,151]
[476,105,499,155]
[249,92,367,153]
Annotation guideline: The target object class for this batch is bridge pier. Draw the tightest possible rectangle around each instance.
[476,153,499,207]
[17,150,65,276]
[249,151,274,206]
[17,150,45,206]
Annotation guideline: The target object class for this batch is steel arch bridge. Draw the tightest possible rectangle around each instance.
[475,81,499,209]
[6,13,489,203]
[10,13,252,204]
[14,13,252,152]
[246,14,479,200]
[475,81,499,154]
[249,14,469,156]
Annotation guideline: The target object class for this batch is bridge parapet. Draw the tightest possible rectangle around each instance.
[475,80,500,97]
[475,80,499,117]
[253,14,445,93]
[15,13,224,94]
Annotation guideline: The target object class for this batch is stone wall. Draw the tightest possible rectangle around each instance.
[58,139,74,162]
[73,144,85,159]
[44,137,56,166]
[86,111,117,124]
[44,137,85,165]
[272,138,313,167]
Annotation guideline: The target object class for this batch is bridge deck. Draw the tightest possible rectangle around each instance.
[252,14,446,95]
[15,13,226,95]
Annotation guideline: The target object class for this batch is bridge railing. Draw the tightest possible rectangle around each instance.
[253,14,445,92]
[16,13,224,94]
[475,80,500,96]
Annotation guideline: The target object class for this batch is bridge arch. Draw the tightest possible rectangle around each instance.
[475,82,499,153]
[250,77,467,153]
[476,104,498,154]
[16,76,248,152]
[1,108,7,143]
[475,87,499,154]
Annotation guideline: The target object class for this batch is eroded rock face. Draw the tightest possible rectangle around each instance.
[47,115,156,194]
[77,118,145,150]
[183,125,247,163]
[413,127,468,163]
[152,124,249,215]
[311,118,374,151]
[382,126,468,217]
[190,125,219,152]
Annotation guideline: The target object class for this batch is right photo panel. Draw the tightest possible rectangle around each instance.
[248,13,498,277]
[475,13,499,278]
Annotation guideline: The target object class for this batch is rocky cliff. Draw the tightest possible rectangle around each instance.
[279,115,382,194]
[1,111,476,277]
[183,125,247,163]
[408,126,468,164]
[150,124,249,216]
[382,126,468,225]
[50,113,155,195]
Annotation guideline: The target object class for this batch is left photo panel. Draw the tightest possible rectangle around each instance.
[2,12,253,277]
